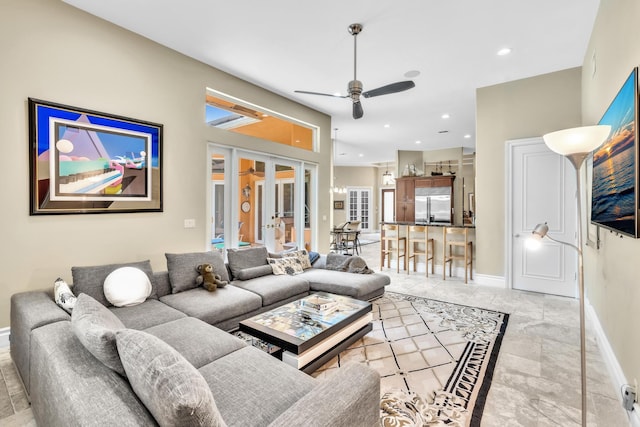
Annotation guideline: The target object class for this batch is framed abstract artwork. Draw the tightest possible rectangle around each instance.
[29,98,163,215]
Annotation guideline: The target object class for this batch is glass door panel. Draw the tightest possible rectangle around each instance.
[208,145,315,253]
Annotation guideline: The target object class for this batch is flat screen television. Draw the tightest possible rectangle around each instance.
[591,68,639,238]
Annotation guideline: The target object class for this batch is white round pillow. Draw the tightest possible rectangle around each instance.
[104,267,152,307]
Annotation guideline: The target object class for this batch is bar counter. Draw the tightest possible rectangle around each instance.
[379,221,475,282]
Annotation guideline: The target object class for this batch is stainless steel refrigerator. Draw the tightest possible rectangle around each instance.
[414,186,452,223]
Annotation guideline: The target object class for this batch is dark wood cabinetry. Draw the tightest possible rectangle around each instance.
[395,177,415,222]
[395,176,455,223]
[415,175,455,188]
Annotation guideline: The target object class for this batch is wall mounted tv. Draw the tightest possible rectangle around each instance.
[591,67,639,238]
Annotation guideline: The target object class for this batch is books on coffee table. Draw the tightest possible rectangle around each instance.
[300,295,338,314]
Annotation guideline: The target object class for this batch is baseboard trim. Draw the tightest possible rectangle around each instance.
[0,327,10,349]
[585,298,639,426]
[473,274,506,288]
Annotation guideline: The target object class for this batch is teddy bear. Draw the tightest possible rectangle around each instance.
[195,263,228,292]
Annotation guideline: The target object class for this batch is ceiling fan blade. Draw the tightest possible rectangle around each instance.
[362,80,415,98]
[353,101,364,119]
[294,90,348,98]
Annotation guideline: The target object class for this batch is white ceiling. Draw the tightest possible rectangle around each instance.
[63,0,600,166]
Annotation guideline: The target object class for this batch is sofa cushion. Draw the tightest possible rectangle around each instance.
[71,293,126,376]
[231,274,309,306]
[160,286,262,326]
[116,329,226,427]
[300,268,390,299]
[143,317,247,369]
[199,346,315,426]
[166,251,229,294]
[72,260,156,307]
[227,247,268,279]
[267,257,304,275]
[233,265,273,281]
[104,267,152,307]
[109,298,186,330]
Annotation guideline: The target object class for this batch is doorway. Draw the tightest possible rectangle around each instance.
[208,145,316,253]
[381,188,395,223]
[506,138,578,297]
[346,187,372,232]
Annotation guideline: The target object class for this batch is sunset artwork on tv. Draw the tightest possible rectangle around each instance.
[591,68,639,237]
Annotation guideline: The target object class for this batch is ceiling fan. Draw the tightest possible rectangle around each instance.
[295,23,415,119]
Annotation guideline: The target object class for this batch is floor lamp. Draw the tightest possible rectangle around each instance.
[529,124,611,426]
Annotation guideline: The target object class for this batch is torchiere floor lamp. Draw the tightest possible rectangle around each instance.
[530,124,611,427]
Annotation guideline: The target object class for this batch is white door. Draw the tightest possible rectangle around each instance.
[382,189,395,222]
[507,138,578,297]
[347,188,372,231]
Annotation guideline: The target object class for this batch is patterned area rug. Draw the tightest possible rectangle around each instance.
[313,292,509,427]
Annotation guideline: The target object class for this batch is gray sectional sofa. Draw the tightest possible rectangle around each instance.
[10,247,390,427]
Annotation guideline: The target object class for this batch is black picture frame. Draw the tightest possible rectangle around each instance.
[333,200,344,210]
[29,98,163,215]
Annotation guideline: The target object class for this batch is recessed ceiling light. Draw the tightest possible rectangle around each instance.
[464,134,472,139]
[497,47,512,56]
[415,140,422,144]
[358,153,364,157]
[441,113,450,119]
[404,70,421,78]
[384,124,390,128]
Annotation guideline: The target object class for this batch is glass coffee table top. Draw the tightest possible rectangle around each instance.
[240,292,372,355]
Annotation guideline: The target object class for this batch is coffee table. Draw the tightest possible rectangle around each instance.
[239,292,373,373]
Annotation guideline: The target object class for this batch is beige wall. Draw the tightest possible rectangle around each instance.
[475,68,583,276]
[0,0,331,327]
[582,0,640,396]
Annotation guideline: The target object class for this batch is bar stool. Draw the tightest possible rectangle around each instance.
[407,225,434,276]
[380,224,407,273]
[443,226,473,283]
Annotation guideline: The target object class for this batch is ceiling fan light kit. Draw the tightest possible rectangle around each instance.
[295,23,416,119]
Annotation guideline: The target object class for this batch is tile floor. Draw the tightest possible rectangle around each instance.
[0,237,633,426]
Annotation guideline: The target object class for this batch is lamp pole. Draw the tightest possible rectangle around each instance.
[536,125,611,427]
[567,153,588,427]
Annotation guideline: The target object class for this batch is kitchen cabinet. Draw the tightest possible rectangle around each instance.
[396,176,456,223]
[395,177,415,222]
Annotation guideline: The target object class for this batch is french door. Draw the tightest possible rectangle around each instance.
[346,188,372,232]
[208,145,315,253]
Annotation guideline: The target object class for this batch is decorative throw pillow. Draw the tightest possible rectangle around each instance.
[54,277,77,313]
[103,267,152,307]
[71,293,126,376]
[165,251,229,294]
[267,257,304,275]
[71,260,157,307]
[282,249,312,270]
[308,251,320,265]
[227,247,268,279]
[116,329,227,427]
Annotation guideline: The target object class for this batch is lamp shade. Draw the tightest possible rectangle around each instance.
[542,125,611,155]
